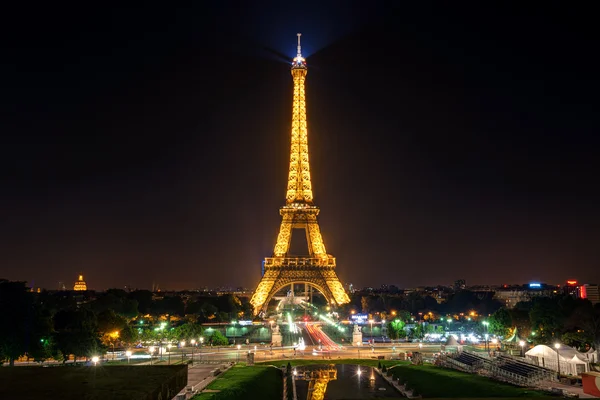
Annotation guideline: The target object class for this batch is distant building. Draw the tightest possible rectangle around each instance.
[73,275,87,291]
[562,280,582,298]
[582,284,599,305]
[493,283,555,308]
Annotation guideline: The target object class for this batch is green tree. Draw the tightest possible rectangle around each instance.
[27,306,56,363]
[412,323,425,340]
[128,290,153,314]
[92,291,138,319]
[529,297,566,343]
[0,280,34,366]
[489,308,512,337]
[54,308,103,362]
[387,319,406,341]
[204,330,228,346]
[120,325,138,346]
[568,301,600,350]
[174,322,203,341]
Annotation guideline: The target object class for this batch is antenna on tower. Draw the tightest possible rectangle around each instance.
[297,33,302,58]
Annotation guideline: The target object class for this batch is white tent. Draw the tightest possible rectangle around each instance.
[525,344,590,376]
[445,335,459,346]
[586,348,598,363]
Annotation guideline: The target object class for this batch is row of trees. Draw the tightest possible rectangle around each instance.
[343,290,503,317]
[0,280,243,365]
[488,295,600,351]
[385,319,445,340]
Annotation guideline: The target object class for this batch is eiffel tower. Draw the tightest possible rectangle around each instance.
[250,34,350,315]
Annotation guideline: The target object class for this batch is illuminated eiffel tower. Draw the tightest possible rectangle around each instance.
[250,34,350,315]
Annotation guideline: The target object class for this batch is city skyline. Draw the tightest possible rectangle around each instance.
[2,3,599,290]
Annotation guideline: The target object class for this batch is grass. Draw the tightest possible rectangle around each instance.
[388,364,551,398]
[192,364,283,400]
[258,359,554,398]
[0,365,187,400]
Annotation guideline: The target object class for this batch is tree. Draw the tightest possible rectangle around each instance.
[120,325,137,346]
[92,291,138,319]
[529,297,567,343]
[387,319,406,341]
[361,296,372,314]
[568,301,600,350]
[489,308,512,337]
[412,323,425,340]
[128,290,153,314]
[173,322,203,341]
[54,308,103,362]
[27,306,56,363]
[0,280,35,366]
[203,330,228,346]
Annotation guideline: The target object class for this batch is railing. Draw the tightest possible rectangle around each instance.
[264,257,336,267]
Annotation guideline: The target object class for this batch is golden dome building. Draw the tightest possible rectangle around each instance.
[73,275,87,291]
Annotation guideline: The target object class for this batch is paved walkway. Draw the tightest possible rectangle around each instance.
[172,362,232,399]
[539,381,599,398]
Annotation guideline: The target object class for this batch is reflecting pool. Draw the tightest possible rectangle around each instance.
[294,364,403,399]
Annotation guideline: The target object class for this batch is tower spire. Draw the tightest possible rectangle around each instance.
[287,34,311,203]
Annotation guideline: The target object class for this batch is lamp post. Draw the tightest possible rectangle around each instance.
[369,319,374,346]
[491,338,498,355]
[482,321,489,351]
[554,343,561,380]
[167,344,172,365]
[200,337,204,362]
[237,344,241,362]
[180,341,186,363]
[125,350,132,364]
[519,340,525,357]
[149,346,155,365]
[92,356,99,367]
[231,320,237,345]
[191,339,196,364]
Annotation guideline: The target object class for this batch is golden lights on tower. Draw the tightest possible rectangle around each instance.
[250,34,350,315]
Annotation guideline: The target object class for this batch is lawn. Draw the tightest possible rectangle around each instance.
[257,359,554,398]
[387,364,550,398]
[0,365,187,400]
[192,364,283,400]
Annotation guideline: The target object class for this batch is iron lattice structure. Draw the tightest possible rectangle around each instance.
[250,34,350,315]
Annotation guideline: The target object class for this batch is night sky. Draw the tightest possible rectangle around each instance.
[1,2,599,290]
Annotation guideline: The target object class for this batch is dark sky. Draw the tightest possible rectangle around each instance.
[1,2,599,291]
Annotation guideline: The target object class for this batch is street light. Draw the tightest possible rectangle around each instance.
[482,321,489,351]
[125,350,132,364]
[180,341,186,363]
[369,319,374,345]
[519,340,525,357]
[167,344,172,365]
[199,337,204,362]
[237,344,241,362]
[92,356,99,366]
[149,346,155,365]
[554,343,561,380]
[231,320,237,345]
[191,339,196,364]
